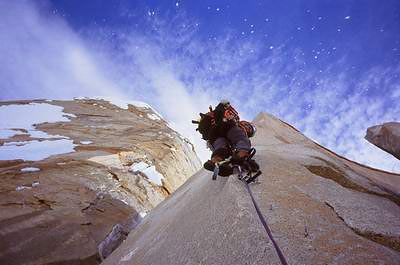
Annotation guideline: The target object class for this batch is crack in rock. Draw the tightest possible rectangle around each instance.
[325,201,400,252]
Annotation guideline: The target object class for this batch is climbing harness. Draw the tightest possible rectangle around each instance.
[211,148,261,183]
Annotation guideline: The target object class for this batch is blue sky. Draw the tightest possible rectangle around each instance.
[0,0,399,171]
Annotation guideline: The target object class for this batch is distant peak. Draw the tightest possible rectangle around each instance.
[253,112,282,124]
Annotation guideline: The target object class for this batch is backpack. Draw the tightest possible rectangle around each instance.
[192,102,256,140]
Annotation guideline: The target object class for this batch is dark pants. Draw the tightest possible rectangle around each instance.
[211,126,251,157]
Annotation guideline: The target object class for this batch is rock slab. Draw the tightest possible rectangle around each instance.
[366,122,400,160]
[102,112,400,265]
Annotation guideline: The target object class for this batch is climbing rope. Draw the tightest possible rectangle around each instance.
[211,147,288,264]
[237,166,289,265]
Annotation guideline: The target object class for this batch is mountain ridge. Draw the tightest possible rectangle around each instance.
[0,98,201,264]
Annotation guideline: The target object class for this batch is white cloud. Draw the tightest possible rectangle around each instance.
[0,1,124,100]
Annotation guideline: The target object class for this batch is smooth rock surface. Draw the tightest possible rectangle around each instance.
[0,98,201,265]
[366,122,400,160]
[103,112,400,265]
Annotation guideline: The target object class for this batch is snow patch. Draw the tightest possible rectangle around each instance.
[4,141,32,147]
[16,185,31,191]
[147,113,161,121]
[29,130,68,139]
[16,181,40,191]
[63,113,77,118]
[0,129,20,139]
[0,103,71,130]
[87,97,165,119]
[0,139,76,161]
[98,97,151,110]
[32,181,40,187]
[21,167,40,172]
[129,162,164,185]
[139,212,147,218]
[80,140,93,145]
[0,103,76,161]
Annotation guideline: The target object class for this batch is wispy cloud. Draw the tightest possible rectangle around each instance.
[0,1,124,100]
[0,1,399,172]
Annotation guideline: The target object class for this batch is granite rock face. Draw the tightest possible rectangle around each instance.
[0,98,201,265]
[103,112,400,265]
[366,122,400,160]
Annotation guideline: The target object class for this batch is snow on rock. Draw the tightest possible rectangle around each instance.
[99,97,152,110]
[16,185,31,191]
[147,113,161,121]
[0,103,76,161]
[32,181,40,187]
[63,113,77,118]
[3,141,31,147]
[0,129,21,139]
[0,98,201,265]
[127,101,152,109]
[16,181,40,191]
[129,162,164,185]
[78,97,165,119]
[29,130,68,139]
[20,167,40,172]
[0,139,76,161]
[80,140,93,145]
[0,103,71,131]
[139,212,147,218]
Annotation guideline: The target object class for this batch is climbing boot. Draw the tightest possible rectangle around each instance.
[204,155,233,177]
[218,163,233,177]
[203,155,223,172]
[232,150,260,172]
[204,146,234,177]
[232,150,249,164]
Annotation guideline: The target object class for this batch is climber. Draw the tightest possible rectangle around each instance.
[192,100,259,176]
